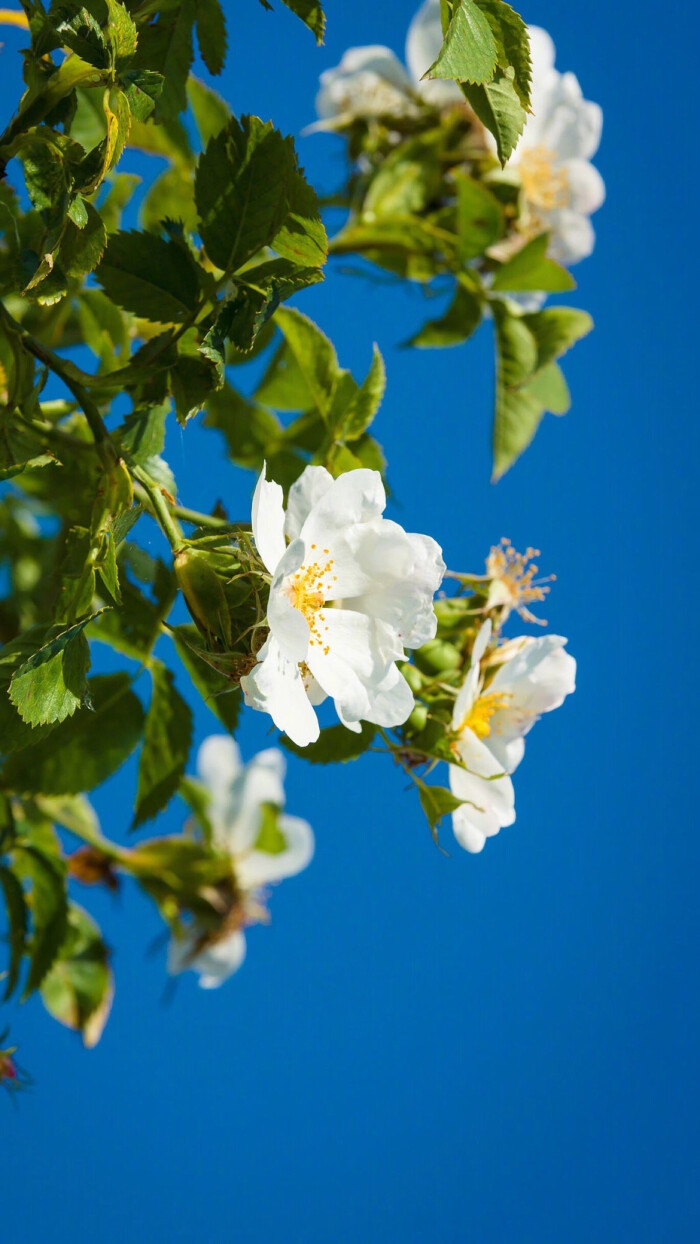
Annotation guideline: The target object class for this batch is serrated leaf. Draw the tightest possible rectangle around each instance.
[0,865,28,1000]
[416,780,464,844]
[274,306,340,421]
[408,280,482,348]
[201,285,279,362]
[280,0,325,42]
[342,345,386,440]
[132,663,192,827]
[195,0,227,74]
[52,5,110,69]
[16,845,68,998]
[491,300,542,480]
[120,69,163,121]
[59,200,107,277]
[170,624,242,732]
[521,306,593,369]
[117,402,168,462]
[472,0,531,108]
[130,0,196,120]
[271,161,327,269]
[103,0,137,65]
[9,615,98,726]
[463,69,526,164]
[281,721,375,764]
[195,115,292,273]
[40,903,113,1047]
[1,673,145,795]
[527,360,570,414]
[490,233,575,293]
[96,229,200,321]
[426,0,497,85]
[204,381,282,469]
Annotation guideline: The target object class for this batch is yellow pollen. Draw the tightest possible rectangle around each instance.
[519,144,570,213]
[487,538,555,625]
[288,556,335,646]
[463,691,510,740]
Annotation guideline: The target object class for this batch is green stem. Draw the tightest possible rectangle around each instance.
[132,471,185,552]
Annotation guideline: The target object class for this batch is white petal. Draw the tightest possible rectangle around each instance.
[547,209,595,265]
[482,732,526,775]
[237,814,315,888]
[536,73,603,161]
[528,25,556,78]
[300,468,386,544]
[362,660,415,729]
[315,46,413,121]
[490,635,576,718]
[268,583,310,663]
[241,636,320,746]
[168,927,247,988]
[472,618,492,664]
[563,157,605,215]
[224,748,287,856]
[196,735,241,830]
[285,466,334,542]
[449,729,515,852]
[452,662,480,730]
[349,521,445,648]
[306,608,392,726]
[252,464,286,575]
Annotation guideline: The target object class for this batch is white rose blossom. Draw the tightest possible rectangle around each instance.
[449,619,576,853]
[503,26,604,266]
[241,464,445,747]
[313,1,466,126]
[168,736,314,988]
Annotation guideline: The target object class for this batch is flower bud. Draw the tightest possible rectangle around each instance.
[174,547,232,650]
[414,638,461,674]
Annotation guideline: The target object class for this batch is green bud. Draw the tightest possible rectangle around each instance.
[401,662,424,693]
[414,639,462,675]
[174,547,232,650]
[406,703,428,733]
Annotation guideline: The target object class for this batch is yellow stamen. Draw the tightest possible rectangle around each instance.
[463,691,510,739]
[287,555,335,646]
[486,538,555,626]
[519,144,570,213]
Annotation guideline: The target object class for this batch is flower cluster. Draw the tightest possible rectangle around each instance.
[241,464,445,746]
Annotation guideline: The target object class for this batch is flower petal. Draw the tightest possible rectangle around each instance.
[241,636,320,746]
[306,608,401,727]
[285,466,334,542]
[547,209,595,265]
[237,813,315,888]
[315,46,413,121]
[349,521,445,648]
[168,927,247,988]
[449,728,515,852]
[563,157,605,215]
[197,735,242,832]
[252,464,286,575]
[490,635,576,723]
[224,748,287,856]
[300,468,386,543]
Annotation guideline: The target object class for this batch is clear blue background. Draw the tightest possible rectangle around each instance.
[2,1,698,1239]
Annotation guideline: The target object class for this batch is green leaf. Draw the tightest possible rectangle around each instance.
[132,665,192,827]
[52,6,110,69]
[408,280,482,348]
[274,306,340,421]
[59,200,107,278]
[363,139,441,219]
[472,0,531,108]
[194,0,227,74]
[0,865,28,1000]
[426,0,497,84]
[201,285,280,361]
[271,160,328,269]
[130,0,196,120]
[141,164,198,232]
[187,77,230,146]
[527,360,570,415]
[491,300,545,480]
[195,115,292,273]
[253,802,287,855]
[117,402,168,463]
[120,69,164,121]
[454,170,505,259]
[40,903,113,1047]
[103,0,138,66]
[2,673,145,795]
[16,845,68,998]
[490,233,575,293]
[170,624,242,732]
[8,617,95,727]
[342,345,386,440]
[96,229,201,322]
[416,779,464,844]
[521,306,594,369]
[281,721,375,764]
[279,0,325,42]
[463,69,526,164]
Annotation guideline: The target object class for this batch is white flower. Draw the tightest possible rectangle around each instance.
[167,736,314,988]
[313,1,465,126]
[449,619,575,852]
[241,464,445,746]
[405,0,463,109]
[505,26,605,266]
[315,45,416,125]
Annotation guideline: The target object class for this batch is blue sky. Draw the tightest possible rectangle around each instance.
[2,1,699,1240]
